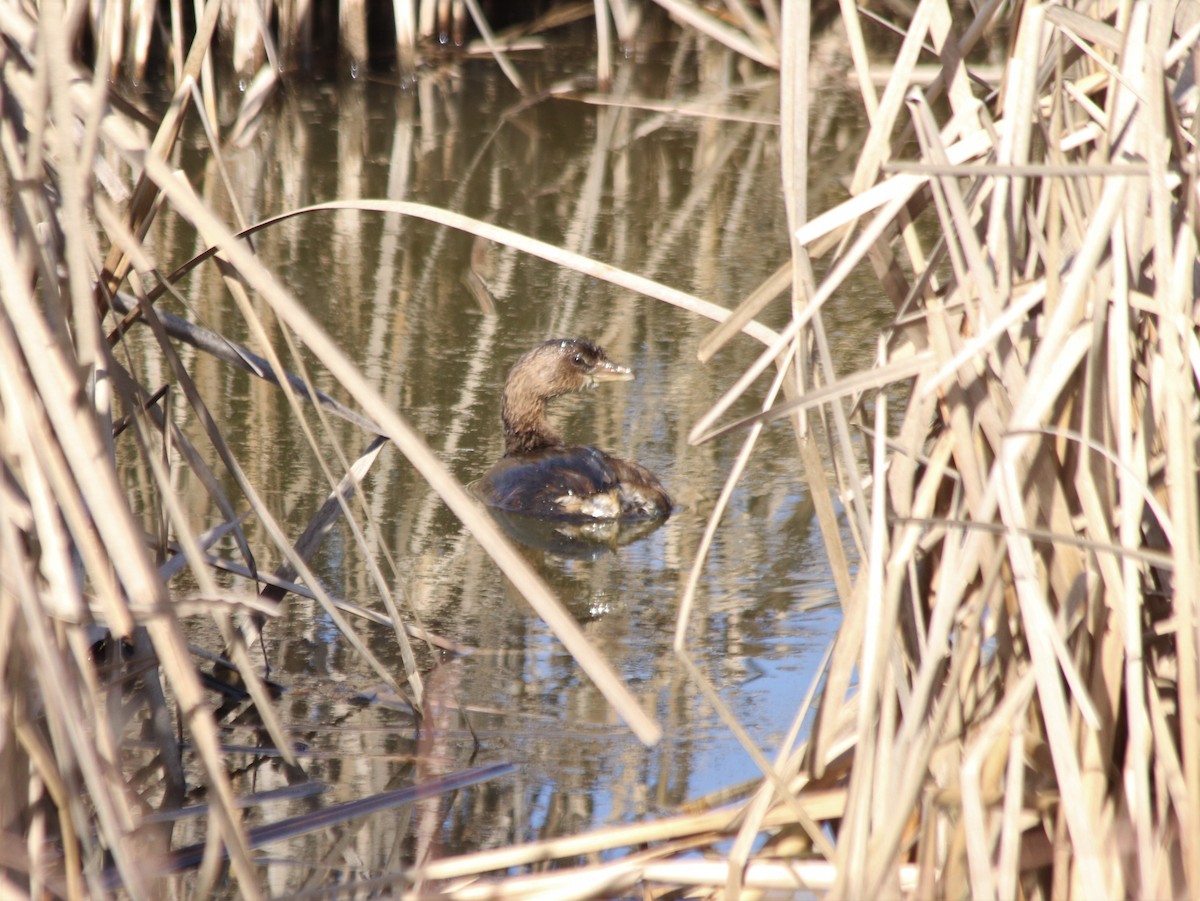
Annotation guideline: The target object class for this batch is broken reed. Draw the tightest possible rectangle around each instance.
[2,0,1198,899]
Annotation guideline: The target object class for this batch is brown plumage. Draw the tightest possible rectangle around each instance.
[474,339,672,521]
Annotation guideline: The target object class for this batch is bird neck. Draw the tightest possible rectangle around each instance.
[502,393,563,454]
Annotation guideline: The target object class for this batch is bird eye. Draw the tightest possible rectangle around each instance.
[572,353,585,366]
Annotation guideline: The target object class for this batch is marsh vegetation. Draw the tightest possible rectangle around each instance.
[2,1,1198,898]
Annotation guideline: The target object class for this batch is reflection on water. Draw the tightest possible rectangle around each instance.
[479,500,669,559]
[140,33,885,892]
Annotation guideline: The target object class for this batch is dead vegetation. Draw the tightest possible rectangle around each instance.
[1,0,1198,898]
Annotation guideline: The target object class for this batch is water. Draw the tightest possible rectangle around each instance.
[140,37,887,889]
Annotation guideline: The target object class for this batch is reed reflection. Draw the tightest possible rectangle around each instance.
[140,38,865,891]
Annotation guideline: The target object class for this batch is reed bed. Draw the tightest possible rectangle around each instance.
[79,0,654,90]
[417,0,1200,897]
[2,0,1198,899]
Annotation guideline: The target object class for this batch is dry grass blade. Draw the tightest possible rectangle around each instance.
[651,0,779,67]
[200,553,472,653]
[256,434,429,708]
[99,143,664,744]
[6,0,1200,897]
[106,288,380,432]
[677,1,1199,898]
[235,200,782,347]
[697,260,791,362]
[97,0,223,299]
[566,87,781,126]
[848,0,938,195]
[103,763,515,888]
[687,178,916,448]
[461,0,525,92]
[691,349,935,445]
[263,435,389,598]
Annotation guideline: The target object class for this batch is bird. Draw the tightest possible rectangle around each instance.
[473,338,672,521]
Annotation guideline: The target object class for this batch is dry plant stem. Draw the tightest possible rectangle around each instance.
[6,0,1200,895]
[594,0,612,89]
[410,794,848,885]
[105,287,379,432]
[776,85,869,605]
[909,126,1103,728]
[96,0,222,301]
[119,290,297,767]
[961,670,1036,900]
[836,0,879,122]
[120,256,412,708]
[266,434,427,706]
[205,251,421,695]
[1,268,149,636]
[698,260,791,362]
[849,0,938,195]
[0,491,131,898]
[673,344,836,865]
[119,148,662,744]
[1111,162,1154,899]
[43,0,99,374]
[107,357,260,583]
[674,344,794,649]
[100,213,262,576]
[310,201,780,347]
[574,88,781,127]
[461,0,524,91]
[794,128,993,249]
[834,385,889,899]
[728,639,837,887]
[688,183,919,447]
[692,349,935,443]
[651,0,779,67]
[1144,10,1200,888]
[4,263,152,619]
[139,199,779,349]
[183,79,253,229]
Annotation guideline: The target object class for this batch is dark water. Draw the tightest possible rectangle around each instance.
[141,37,887,889]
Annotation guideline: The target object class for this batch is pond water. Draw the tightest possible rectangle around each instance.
[140,34,889,890]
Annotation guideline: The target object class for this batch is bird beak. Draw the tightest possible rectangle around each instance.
[591,359,634,383]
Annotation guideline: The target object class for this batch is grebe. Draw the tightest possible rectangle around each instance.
[474,339,672,521]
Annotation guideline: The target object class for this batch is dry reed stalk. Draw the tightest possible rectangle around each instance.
[68,0,615,95]
[652,0,779,68]
[338,0,369,72]
[406,1,1193,899]
[6,0,1200,898]
[11,0,830,886]
[211,199,781,347]
[395,0,418,80]
[65,0,785,99]
[0,2,675,896]
[681,1,1200,898]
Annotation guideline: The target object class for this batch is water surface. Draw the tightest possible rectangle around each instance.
[141,37,886,888]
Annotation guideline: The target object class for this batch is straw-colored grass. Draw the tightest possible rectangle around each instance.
[2,0,1198,898]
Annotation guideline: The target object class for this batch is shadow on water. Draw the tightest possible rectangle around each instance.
[134,31,888,891]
